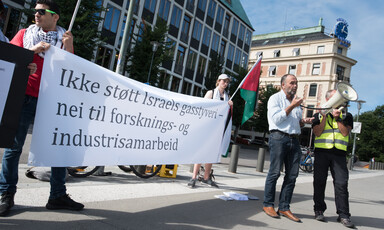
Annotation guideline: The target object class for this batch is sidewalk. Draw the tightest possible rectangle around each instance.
[1,142,384,229]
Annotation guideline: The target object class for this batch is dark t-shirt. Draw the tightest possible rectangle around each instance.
[312,112,353,154]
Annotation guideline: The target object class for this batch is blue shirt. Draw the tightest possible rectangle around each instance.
[0,30,9,43]
[267,90,303,135]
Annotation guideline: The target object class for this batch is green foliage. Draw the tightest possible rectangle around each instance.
[126,18,171,85]
[204,53,224,93]
[55,0,103,60]
[354,105,384,162]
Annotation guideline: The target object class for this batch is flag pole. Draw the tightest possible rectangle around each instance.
[68,0,82,31]
[229,55,262,101]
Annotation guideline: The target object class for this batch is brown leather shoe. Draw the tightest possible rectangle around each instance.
[278,210,301,222]
[263,207,279,218]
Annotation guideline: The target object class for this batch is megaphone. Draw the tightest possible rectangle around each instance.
[321,82,358,113]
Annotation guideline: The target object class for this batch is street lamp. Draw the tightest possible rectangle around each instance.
[146,41,159,84]
[349,100,366,170]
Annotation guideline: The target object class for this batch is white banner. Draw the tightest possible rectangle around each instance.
[29,47,231,167]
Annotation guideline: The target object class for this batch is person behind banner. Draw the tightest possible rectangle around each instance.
[0,0,83,217]
[263,74,313,222]
[312,90,355,228]
[187,74,233,188]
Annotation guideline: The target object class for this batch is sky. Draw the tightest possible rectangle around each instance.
[239,0,384,115]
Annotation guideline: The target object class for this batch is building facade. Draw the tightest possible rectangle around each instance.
[249,18,357,119]
[1,0,254,97]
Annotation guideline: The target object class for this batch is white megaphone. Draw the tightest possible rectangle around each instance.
[321,82,358,114]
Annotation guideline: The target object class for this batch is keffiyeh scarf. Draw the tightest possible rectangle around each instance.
[212,87,229,101]
[23,24,66,58]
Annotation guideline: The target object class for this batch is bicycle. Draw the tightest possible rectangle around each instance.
[67,165,163,179]
[299,147,314,173]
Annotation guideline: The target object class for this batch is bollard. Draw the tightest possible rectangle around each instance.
[347,157,353,170]
[369,161,372,170]
[257,147,266,172]
[228,144,240,173]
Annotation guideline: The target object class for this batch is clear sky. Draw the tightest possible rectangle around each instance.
[240,0,384,115]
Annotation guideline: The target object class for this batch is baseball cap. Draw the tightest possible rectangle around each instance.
[218,74,231,81]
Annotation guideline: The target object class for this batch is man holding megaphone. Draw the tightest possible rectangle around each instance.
[312,89,355,228]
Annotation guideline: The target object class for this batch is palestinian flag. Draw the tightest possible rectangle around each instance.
[239,56,262,125]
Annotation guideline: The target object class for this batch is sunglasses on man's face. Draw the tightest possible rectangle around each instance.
[33,8,57,15]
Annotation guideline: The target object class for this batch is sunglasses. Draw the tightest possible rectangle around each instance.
[33,8,57,15]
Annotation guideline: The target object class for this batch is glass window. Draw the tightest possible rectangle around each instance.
[207,0,216,18]
[269,66,276,76]
[175,45,186,72]
[238,24,245,41]
[197,55,207,75]
[234,48,241,65]
[180,15,191,42]
[192,21,203,41]
[202,27,212,46]
[126,0,141,15]
[197,0,207,12]
[336,65,345,81]
[211,33,220,51]
[166,37,176,57]
[186,50,198,70]
[170,77,181,92]
[119,17,135,47]
[96,46,112,68]
[273,50,280,58]
[289,65,296,75]
[227,44,234,61]
[306,105,314,117]
[182,81,192,95]
[292,48,300,56]
[144,0,157,13]
[337,47,343,54]
[223,14,230,37]
[170,5,182,28]
[312,63,320,75]
[245,29,252,45]
[219,39,226,58]
[104,4,121,33]
[241,53,248,68]
[317,45,324,54]
[158,0,171,20]
[309,84,317,97]
[216,6,224,25]
[231,19,239,36]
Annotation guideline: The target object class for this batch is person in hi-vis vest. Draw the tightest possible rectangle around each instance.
[312,89,355,228]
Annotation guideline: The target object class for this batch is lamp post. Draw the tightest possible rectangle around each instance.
[349,100,366,170]
[146,41,159,84]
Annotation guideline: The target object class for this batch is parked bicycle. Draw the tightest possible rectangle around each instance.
[67,165,163,179]
[299,147,314,173]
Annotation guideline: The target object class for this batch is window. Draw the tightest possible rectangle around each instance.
[279,38,286,44]
[306,105,314,117]
[175,45,186,73]
[197,0,207,12]
[96,46,112,68]
[227,44,235,61]
[144,0,157,13]
[182,81,192,95]
[219,39,226,58]
[288,65,296,75]
[292,48,300,56]
[166,37,176,57]
[317,45,324,54]
[216,6,224,25]
[337,47,343,54]
[245,29,252,46]
[262,40,269,45]
[273,50,280,57]
[193,85,202,96]
[192,21,203,41]
[336,65,345,81]
[309,84,317,97]
[234,48,241,65]
[186,50,197,70]
[103,5,121,33]
[207,0,217,18]
[256,51,263,58]
[180,15,191,43]
[211,33,220,52]
[186,0,195,12]
[241,53,248,69]
[223,14,231,37]
[238,24,245,42]
[119,17,135,47]
[170,5,182,28]
[126,0,140,15]
[202,27,212,46]
[297,36,305,42]
[197,55,207,75]
[269,66,276,76]
[312,63,320,75]
[170,77,181,92]
[231,19,239,36]
[158,0,171,20]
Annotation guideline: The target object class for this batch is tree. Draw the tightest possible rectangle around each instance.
[354,105,384,162]
[126,18,171,85]
[55,0,103,60]
[251,85,279,141]
[204,53,224,93]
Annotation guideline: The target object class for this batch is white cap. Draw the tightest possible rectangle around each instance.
[218,74,231,81]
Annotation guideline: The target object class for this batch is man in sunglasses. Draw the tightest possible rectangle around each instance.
[0,0,83,217]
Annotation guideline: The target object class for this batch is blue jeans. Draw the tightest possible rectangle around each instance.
[0,95,67,199]
[263,131,301,211]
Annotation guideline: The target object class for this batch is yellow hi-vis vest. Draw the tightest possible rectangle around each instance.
[314,114,349,151]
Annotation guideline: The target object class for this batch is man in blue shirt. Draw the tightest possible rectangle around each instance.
[263,74,313,222]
